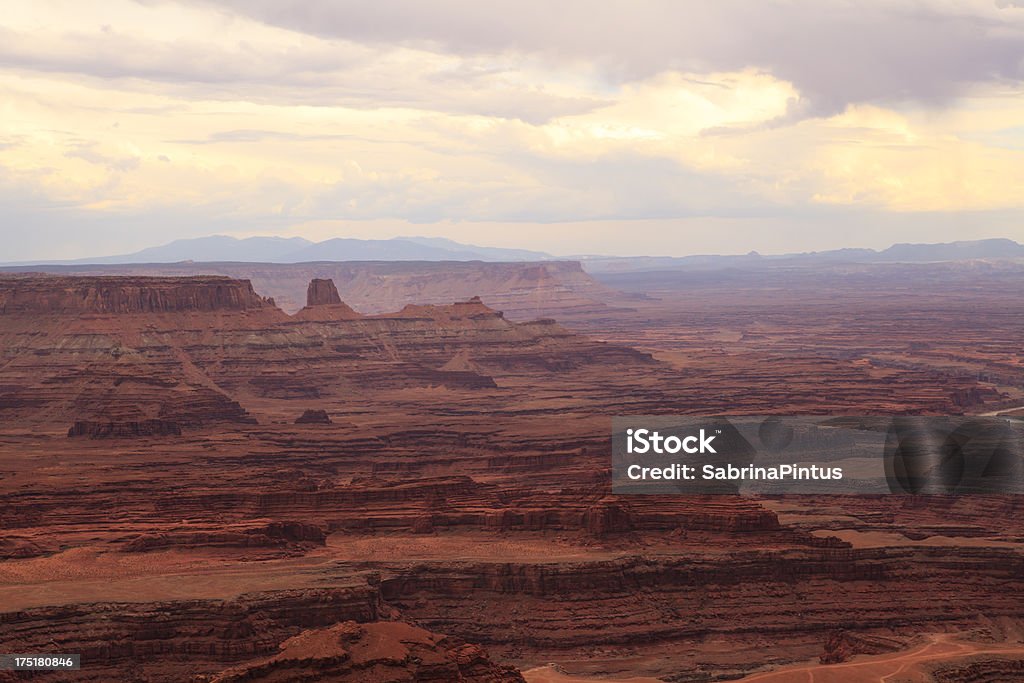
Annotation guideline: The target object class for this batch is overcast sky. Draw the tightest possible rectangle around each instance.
[3,0,1024,259]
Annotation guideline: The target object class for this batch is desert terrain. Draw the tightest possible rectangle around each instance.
[1,262,1024,681]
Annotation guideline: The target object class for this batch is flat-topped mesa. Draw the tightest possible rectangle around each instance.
[0,275,275,314]
[293,278,362,321]
[380,296,504,322]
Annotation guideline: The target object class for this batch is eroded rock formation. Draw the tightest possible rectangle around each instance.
[203,621,526,683]
[306,277,343,306]
[294,409,332,424]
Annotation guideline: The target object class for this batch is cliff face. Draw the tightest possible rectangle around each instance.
[67,419,183,438]
[0,275,274,314]
[123,521,327,553]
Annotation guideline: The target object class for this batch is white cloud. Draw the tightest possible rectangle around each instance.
[1,0,1024,259]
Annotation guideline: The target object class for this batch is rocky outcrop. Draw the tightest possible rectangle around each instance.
[203,621,526,682]
[0,536,50,559]
[294,409,332,424]
[68,419,182,438]
[819,630,902,664]
[294,277,363,321]
[159,390,257,426]
[0,275,274,314]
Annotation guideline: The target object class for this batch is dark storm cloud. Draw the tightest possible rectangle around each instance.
[196,0,1024,116]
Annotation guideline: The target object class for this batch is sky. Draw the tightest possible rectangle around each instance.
[2,0,1024,260]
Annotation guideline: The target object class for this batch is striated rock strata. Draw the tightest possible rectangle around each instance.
[68,419,182,438]
[123,521,327,552]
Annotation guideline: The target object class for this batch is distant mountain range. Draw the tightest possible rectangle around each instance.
[11,235,554,265]
[579,238,1024,272]
[6,235,1024,269]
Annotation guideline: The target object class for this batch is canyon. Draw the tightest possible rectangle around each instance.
[1,266,1024,681]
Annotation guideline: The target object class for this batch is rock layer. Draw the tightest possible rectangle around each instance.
[68,419,182,438]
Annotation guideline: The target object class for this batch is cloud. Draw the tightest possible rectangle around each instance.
[0,4,606,124]
[10,1,1023,122]
[2,0,1024,259]
[198,0,1024,117]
